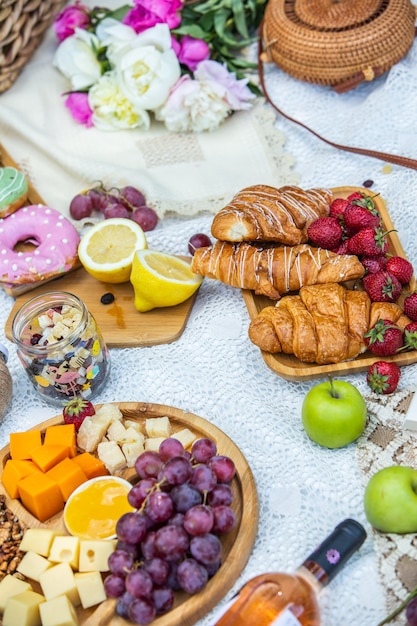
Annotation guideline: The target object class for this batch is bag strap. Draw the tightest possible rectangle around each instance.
[257,23,417,172]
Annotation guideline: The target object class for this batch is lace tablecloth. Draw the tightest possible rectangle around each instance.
[2,3,417,624]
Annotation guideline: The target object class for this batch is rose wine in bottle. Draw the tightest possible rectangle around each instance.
[213,519,366,626]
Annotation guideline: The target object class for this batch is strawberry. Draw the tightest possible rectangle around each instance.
[361,255,388,275]
[364,319,404,356]
[385,256,414,285]
[63,398,96,431]
[363,270,402,302]
[307,216,343,249]
[343,203,381,236]
[403,292,417,321]
[366,361,401,394]
[329,197,349,219]
[346,226,390,256]
[331,238,350,255]
[402,321,417,350]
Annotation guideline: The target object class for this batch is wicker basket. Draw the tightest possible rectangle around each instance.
[0,0,67,94]
[262,0,417,92]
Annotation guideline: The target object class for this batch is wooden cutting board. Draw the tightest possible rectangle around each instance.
[4,267,199,348]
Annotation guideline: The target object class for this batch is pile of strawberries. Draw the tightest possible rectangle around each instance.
[307,189,417,395]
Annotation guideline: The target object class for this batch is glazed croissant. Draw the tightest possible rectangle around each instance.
[190,241,365,300]
[248,283,410,364]
[210,184,332,245]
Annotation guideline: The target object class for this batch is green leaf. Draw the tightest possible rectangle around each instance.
[173,24,210,39]
[231,0,249,38]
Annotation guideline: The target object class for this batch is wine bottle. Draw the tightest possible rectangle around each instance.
[213,518,366,626]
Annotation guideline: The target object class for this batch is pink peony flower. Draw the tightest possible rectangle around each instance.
[54,2,90,42]
[123,0,182,34]
[64,92,93,127]
[177,35,210,71]
[194,60,256,110]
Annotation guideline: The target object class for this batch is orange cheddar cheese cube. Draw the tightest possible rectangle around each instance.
[18,473,64,522]
[30,445,69,473]
[2,459,40,499]
[44,425,77,458]
[46,458,87,501]
[71,452,108,479]
[9,430,42,460]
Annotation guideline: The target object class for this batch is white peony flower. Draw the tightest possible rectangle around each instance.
[95,17,137,60]
[88,71,150,131]
[112,23,181,111]
[53,28,102,90]
[155,75,230,133]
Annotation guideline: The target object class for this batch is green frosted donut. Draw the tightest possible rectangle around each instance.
[0,167,29,216]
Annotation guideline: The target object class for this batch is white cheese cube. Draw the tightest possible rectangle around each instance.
[17,551,52,582]
[145,416,171,438]
[0,575,32,612]
[48,536,80,570]
[39,594,78,626]
[75,571,106,608]
[172,428,197,449]
[95,403,123,424]
[97,440,127,473]
[123,419,144,433]
[123,427,145,444]
[106,420,127,442]
[77,418,109,453]
[39,562,80,607]
[19,528,62,557]
[122,440,145,467]
[2,590,45,626]
[144,437,165,452]
[78,539,116,572]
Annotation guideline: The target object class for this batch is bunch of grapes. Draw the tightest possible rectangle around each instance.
[104,437,237,625]
[69,184,158,232]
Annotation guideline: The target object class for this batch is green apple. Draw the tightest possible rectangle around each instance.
[364,466,417,533]
[301,379,367,449]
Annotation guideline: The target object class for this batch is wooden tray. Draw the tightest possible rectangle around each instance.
[0,402,259,626]
[243,186,417,381]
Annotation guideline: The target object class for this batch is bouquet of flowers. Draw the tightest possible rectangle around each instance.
[53,0,267,133]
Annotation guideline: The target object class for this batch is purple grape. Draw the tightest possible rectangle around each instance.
[69,194,93,220]
[167,561,181,591]
[171,483,202,513]
[184,505,214,536]
[125,568,153,599]
[143,558,170,586]
[162,456,193,486]
[154,525,189,561]
[86,187,106,210]
[207,484,234,507]
[128,478,157,509]
[141,531,157,560]
[190,464,217,493]
[135,451,164,479]
[108,550,134,577]
[145,491,174,523]
[191,438,217,463]
[406,596,417,625]
[104,573,126,598]
[131,206,158,231]
[212,505,236,535]
[208,455,236,483]
[205,559,221,577]
[115,540,140,560]
[152,586,174,614]
[119,185,146,209]
[116,591,135,619]
[190,533,222,565]
[168,512,185,526]
[188,233,212,255]
[159,438,186,462]
[116,512,147,544]
[177,558,209,594]
[103,203,131,219]
[128,596,156,625]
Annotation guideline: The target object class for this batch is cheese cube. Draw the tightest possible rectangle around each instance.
[17,551,53,582]
[71,452,108,479]
[78,539,116,572]
[2,590,45,626]
[123,419,144,433]
[97,440,126,473]
[95,403,123,423]
[19,528,62,557]
[76,417,109,453]
[75,571,106,608]
[106,420,127,442]
[39,594,78,626]
[39,562,80,606]
[48,536,80,570]
[18,473,64,522]
[124,427,145,444]
[30,445,69,473]
[144,437,165,452]
[172,428,197,449]
[46,458,87,501]
[122,440,145,467]
[0,575,32,612]
[1,459,40,499]
[145,416,171,438]
[9,430,42,460]
[44,424,77,458]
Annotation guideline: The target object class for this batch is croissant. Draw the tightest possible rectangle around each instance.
[248,283,410,364]
[210,184,332,245]
[190,241,365,300]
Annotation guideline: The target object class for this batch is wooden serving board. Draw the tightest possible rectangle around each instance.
[243,186,417,381]
[4,266,199,348]
[0,402,259,626]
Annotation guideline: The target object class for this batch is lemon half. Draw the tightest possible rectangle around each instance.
[130,249,203,312]
[78,218,147,283]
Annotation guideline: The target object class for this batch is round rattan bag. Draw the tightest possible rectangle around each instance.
[262,0,417,92]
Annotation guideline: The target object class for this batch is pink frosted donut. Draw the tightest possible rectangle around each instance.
[0,205,80,285]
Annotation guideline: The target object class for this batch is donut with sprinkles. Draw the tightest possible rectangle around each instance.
[0,205,80,286]
[0,167,29,218]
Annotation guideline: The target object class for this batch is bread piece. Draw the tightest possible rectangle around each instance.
[191,241,365,299]
[210,185,332,244]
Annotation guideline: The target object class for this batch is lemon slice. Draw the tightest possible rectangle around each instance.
[78,218,147,283]
[130,249,203,312]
